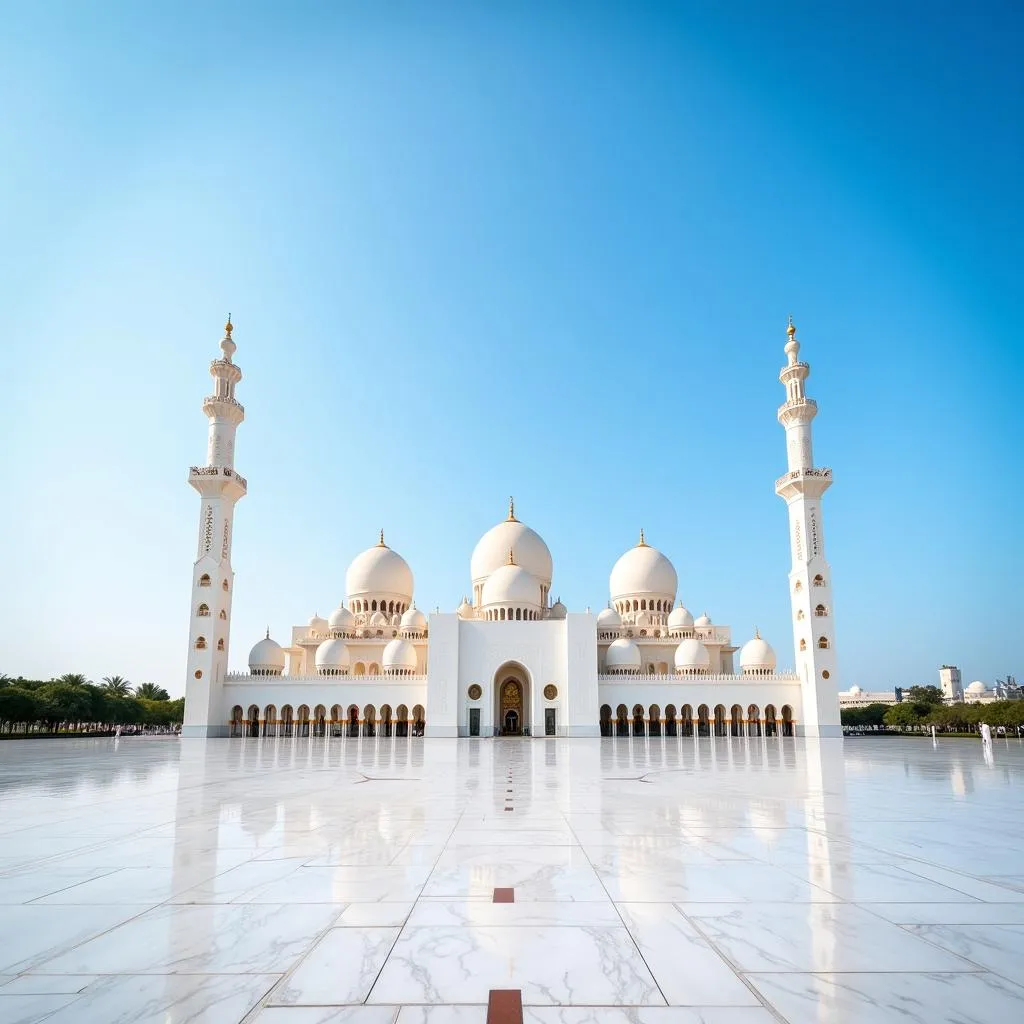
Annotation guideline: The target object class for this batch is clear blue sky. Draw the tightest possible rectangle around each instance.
[1,1,1020,696]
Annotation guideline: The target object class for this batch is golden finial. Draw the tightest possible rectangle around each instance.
[225,314,233,335]
[506,496,518,522]
[377,528,386,547]
[265,625,270,639]
[754,627,760,639]
[638,527,647,547]
[507,547,516,565]
[787,315,796,337]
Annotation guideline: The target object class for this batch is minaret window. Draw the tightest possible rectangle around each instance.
[794,580,803,592]
[198,574,211,587]
[815,604,828,617]
[217,638,224,651]
[197,603,210,617]
[796,609,805,620]
[219,609,227,620]
[195,636,207,649]
[222,579,229,591]
[817,636,830,649]
[800,638,807,651]
[813,574,825,586]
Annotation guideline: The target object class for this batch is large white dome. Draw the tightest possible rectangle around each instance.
[739,632,777,673]
[248,634,285,673]
[674,637,710,672]
[481,559,541,607]
[605,636,641,671]
[383,637,418,672]
[609,532,677,602]
[345,535,414,601]
[314,638,350,672]
[668,603,694,630]
[328,605,355,633]
[471,501,553,586]
[966,680,987,695]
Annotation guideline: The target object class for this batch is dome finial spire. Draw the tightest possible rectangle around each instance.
[219,314,237,360]
[754,626,760,639]
[507,495,517,522]
[638,527,647,547]
[225,314,233,335]
[265,625,270,639]
[377,528,386,547]
[507,547,516,565]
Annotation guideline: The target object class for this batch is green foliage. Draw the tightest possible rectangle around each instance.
[0,688,40,730]
[101,675,133,696]
[135,682,170,701]
[883,703,922,729]
[907,685,944,706]
[37,682,96,728]
[841,703,889,727]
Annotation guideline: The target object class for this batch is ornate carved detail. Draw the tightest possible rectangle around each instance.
[543,684,557,700]
[221,519,230,561]
[202,505,214,554]
[468,684,482,700]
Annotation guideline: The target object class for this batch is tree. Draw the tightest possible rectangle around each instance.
[884,703,922,730]
[37,683,95,731]
[101,675,133,696]
[907,685,944,706]
[135,682,170,701]
[58,673,90,687]
[0,688,40,732]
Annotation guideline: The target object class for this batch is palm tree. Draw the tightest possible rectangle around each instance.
[59,673,90,686]
[135,682,170,701]
[101,675,132,696]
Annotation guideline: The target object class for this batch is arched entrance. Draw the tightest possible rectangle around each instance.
[494,661,531,736]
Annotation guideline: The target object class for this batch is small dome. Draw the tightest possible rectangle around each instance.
[308,613,328,634]
[457,596,474,619]
[740,632,777,673]
[609,532,678,603]
[596,606,622,629]
[481,558,540,608]
[368,610,388,627]
[400,605,427,631]
[248,634,285,673]
[605,636,641,671]
[674,637,711,672]
[694,611,712,627]
[328,605,355,632]
[967,680,986,695]
[383,637,417,672]
[471,501,553,586]
[668,603,694,630]
[549,598,567,620]
[345,535,414,601]
[848,685,863,696]
[314,637,350,672]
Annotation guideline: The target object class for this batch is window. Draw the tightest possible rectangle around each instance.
[794,580,803,592]
[197,603,210,617]
[815,604,827,617]
[219,609,227,620]
[217,638,224,651]
[817,636,829,649]
[222,579,229,591]
[195,636,207,649]
[796,609,805,620]
[813,574,825,586]
[799,638,807,651]
[198,574,211,587]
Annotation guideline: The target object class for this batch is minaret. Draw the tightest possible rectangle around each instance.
[775,318,842,737]
[182,318,247,737]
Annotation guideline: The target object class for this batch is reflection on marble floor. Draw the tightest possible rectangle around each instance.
[1,736,1024,1022]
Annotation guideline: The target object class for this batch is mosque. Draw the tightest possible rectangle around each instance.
[182,320,842,739]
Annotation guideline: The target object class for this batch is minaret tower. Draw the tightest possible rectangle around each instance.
[775,318,842,737]
[182,318,247,737]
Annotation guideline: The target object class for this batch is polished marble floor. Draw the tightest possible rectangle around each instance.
[1,734,1023,1023]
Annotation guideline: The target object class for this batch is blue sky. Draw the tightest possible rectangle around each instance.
[0,1,1020,696]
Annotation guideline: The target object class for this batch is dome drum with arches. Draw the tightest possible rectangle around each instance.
[248,633,285,676]
[345,532,414,614]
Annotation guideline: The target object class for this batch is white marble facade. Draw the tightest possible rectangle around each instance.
[184,320,842,739]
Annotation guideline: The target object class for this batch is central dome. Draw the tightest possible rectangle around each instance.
[345,532,414,602]
[481,560,541,607]
[471,499,553,587]
[609,531,677,603]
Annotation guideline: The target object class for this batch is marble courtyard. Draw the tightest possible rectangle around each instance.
[2,736,1024,1023]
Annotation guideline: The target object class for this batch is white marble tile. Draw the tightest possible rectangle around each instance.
[0,975,96,994]
[407,900,621,927]
[525,1010,778,1024]
[896,861,1024,902]
[256,1008,399,1023]
[867,902,1024,925]
[903,923,1024,979]
[36,902,341,974]
[0,866,121,904]
[782,861,982,903]
[616,904,758,1006]
[238,865,429,903]
[169,856,310,903]
[0,993,80,1023]
[746,970,1024,1023]
[680,903,979,972]
[369,925,663,1005]
[268,927,400,1005]
[395,1007,485,1024]
[39,972,280,1024]
[0,904,152,973]
[338,901,414,926]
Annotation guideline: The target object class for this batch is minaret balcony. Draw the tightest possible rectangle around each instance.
[775,467,831,499]
[778,361,809,383]
[189,465,247,497]
[777,396,817,426]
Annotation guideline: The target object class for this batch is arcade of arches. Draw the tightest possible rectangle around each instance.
[599,702,795,738]
[229,702,426,738]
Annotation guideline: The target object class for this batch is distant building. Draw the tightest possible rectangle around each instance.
[838,685,899,709]
[939,665,963,702]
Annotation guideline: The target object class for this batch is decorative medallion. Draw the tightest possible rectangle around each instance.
[543,684,557,700]
[822,670,830,680]
[468,684,482,700]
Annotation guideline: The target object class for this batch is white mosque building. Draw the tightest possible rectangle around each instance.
[182,319,842,739]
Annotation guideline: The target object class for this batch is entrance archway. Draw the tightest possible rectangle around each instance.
[494,661,531,736]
